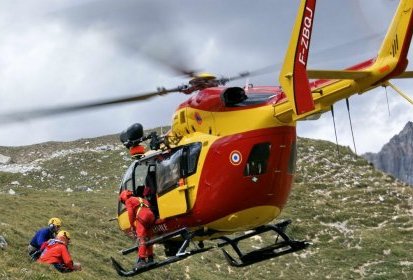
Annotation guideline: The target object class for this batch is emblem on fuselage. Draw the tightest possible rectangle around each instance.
[229,150,242,166]
[194,112,202,125]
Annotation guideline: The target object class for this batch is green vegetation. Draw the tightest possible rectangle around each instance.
[0,135,412,279]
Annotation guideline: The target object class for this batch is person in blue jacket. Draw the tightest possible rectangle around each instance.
[28,217,62,260]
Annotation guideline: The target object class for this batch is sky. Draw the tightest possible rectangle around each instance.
[0,0,411,154]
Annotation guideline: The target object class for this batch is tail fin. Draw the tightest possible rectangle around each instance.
[376,0,413,78]
[275,0,413,123]
[279,0,316,116]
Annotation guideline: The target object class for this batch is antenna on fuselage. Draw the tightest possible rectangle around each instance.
[244,78,250,92]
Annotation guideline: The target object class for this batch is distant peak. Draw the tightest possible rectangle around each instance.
[400,121,413,136]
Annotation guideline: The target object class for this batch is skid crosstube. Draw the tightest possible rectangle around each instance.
[217,219,311,267]
[111,220,310,276]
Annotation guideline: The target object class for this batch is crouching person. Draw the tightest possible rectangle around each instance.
[38,230,82,273]
[28,217,62,260]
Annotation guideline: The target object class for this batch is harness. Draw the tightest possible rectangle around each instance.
[135,197,155,228]
[38,239,65,258]
[136,197,149,216]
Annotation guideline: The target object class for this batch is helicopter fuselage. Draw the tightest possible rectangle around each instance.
[118,86,299,237]
[117,57,402,238]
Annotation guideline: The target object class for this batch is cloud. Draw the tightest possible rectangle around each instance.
[0,0,411,153]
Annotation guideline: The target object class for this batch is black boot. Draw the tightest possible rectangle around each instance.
[147,255,154,264]
[135,258,147,268]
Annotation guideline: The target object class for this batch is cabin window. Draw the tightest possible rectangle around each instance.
[156,142,202,194]
[244,143,271,176]
[156,149,182,194]
[181,142,202,177]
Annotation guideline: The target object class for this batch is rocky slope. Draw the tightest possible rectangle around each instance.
[363,122,413,186]
[0,134,412,279]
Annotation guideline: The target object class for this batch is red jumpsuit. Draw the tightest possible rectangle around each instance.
[125,196,155,259]
[38,239,74,271]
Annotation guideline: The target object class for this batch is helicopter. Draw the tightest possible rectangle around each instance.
[1,0,413,277]
[109,0,413,275]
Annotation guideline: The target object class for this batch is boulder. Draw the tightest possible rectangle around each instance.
[0,154,11,164]
[0,235,7,250]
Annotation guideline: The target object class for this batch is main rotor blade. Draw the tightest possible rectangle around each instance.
[0,88,180,123]
[215,64,276,86]
[229,65,276,82]
[139,41,199,78]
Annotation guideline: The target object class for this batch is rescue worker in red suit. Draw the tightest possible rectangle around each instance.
[119,190,156,267]
[38,230,82,273]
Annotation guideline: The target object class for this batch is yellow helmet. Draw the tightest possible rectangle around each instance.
[48,217,62,227]
[56,230,71,244]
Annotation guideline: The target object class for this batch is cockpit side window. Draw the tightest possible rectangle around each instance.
[133,163,148,196]
[244,143,271,176]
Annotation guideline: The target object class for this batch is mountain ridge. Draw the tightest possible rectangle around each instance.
[363,121,413,186]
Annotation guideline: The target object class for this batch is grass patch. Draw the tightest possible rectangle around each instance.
[0,136,412,279]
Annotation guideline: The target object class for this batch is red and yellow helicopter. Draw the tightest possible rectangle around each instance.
[110,0,413,275]
[2,0,413,276]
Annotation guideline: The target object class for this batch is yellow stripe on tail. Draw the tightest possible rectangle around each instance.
[376,0,413,79]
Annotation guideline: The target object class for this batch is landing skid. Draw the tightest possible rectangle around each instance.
[111,247,212,277]
[217,219,311,267]
[111,228,213,277]
[111,220,310,277]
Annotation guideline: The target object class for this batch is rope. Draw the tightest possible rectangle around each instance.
[384,85,391,116]
[330,105,340,158]
[345,98,357,155]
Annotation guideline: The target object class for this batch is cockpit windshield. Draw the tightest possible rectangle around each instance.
[118,161,147,214]
[121,162,135,192]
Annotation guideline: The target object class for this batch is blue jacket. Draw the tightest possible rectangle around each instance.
[30,227,54,249]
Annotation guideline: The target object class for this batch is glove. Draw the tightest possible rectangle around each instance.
[73,262,82,271]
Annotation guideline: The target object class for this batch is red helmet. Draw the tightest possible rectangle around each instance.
[119,190,133,203]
